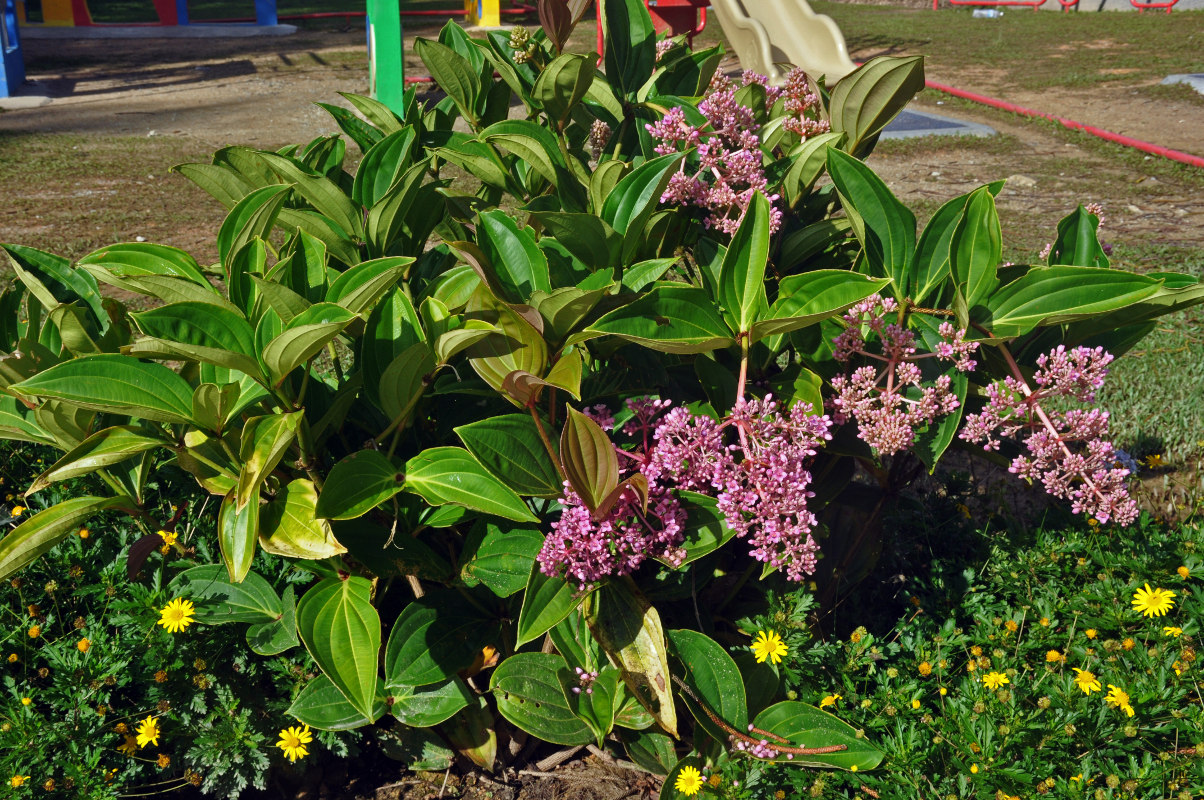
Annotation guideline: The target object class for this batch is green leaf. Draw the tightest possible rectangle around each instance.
[620,728,678,775]
[340,91,405,134]
[217,184,291,267]
[170,564,282,624]
[490,652,594,746]
[262,303,357,385]
[455,414,561,497]
[297,577,382,722]
[315,450,406,520]
[2,244,108,329]
[218,488,260,583]
[479,119,569,190]
[751,701,886,769]
[570,665,622,746]
[667,629,747,742]
[559,407,619,513]
[383,590,499,688]
[404,447,538,523]
[664,491,736,566]
[77,242,209,286]
[588,285,734,354]
[461,523,544,598]
[986,266,1162,338]
[466,306,549,402]
[247,584,299,656]
[171,162,254,209]
[601,0,657,98]
[130,301,261,378]
[826,148,915,299]
[260,479,347,560]
[236,412,302,511]
[277,208,361,268]
[327,257,415,316]
[28,426,167,494]
[754,271,890,343]
[950,185,1002,312]
[585,578,677,737]
[288,673,382,731]
[352,127,418,209]
[534,53,594,124]
[601,153,685,263]
[719,192,771,333]
[255,151,364,239]
[1051,204,1110,268]
[390,678,474,727]
[516,566,587,647]
[829,56,925,158]
[476,210,551,302]
[782,132,846,208]
[0,497,135,581]
[415,38,482,125]
[379,342,435,423]
[10,354,195,425]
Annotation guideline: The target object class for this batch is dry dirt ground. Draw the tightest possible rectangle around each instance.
[1,15,1203,800]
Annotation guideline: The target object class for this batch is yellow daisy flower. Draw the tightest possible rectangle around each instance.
[1163,626,1183,638]
[982,671,1009,691]
[276,723,313,763]
[135,715,160,748]
[673,765,705,796]
[1046,649,1063,663]
[1104,684,1135,717]
[20,697,31,706]
[157,598,196,633]
[1132,584,1176,617]
[10,776,29,788]
[819,694,841,708]
[117,735,138,756]
[1071,668,1102,695]
[1179,566,1190,579]
[751,630,788,665]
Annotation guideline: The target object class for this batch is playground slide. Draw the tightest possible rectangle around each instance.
[707,0,856,85]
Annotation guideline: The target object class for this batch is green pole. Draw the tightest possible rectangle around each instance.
[367,0,405,113]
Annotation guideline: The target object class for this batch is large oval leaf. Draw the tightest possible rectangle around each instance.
[587,285,734,354]
[218,488,260,583]
[168,564,282,624]
[288,673,384,732]
[403,446,538,523]
[490,652,593,746]
[260,479,347,560]
[516,566,587,647]
[752,701,885,770]
[667,629,747,742]
[985,266,1162,338]
[10,355,196,425]
[755,271,889,344]
[0,496,135,581]
[297,577,382,723]
[389,677,474,728]
[460,522,544,598]
[455,414,562,497]
[314,450,406,520]
[383,590,499,688]
[28,425,169,494]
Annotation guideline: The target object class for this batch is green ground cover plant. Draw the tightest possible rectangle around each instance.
[2,0,1204,796]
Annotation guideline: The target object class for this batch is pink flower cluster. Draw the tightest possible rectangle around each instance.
[828,296,978,455]
[647,73,782,235]
[539,398,688,590]
[649,395,833,581]
[539,395,833,586]
[960,345,1138,525]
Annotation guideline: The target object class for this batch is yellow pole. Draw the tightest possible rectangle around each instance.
[465,0,500,26]
[39,0,75,25]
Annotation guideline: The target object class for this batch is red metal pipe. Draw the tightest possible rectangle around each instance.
[196,6,533,24]
[925,79,1204,169]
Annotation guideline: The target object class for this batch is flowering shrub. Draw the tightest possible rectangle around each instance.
[1,0,1203,789]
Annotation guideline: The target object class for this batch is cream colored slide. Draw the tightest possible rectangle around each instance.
[707,0,857,85]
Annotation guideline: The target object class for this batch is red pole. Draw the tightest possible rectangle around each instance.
[925,79,1204,169]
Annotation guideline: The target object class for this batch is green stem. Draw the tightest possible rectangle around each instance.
[529,404,565,482]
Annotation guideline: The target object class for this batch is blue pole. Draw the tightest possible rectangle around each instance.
[254,0,277,25]
[176,0,189,25]
[0,0,24,98]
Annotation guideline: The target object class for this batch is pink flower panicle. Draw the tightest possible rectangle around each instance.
[539,482,687,591]
[646,71,786,235]
[959,345,1137,525]
[781,67,830,139]
[719,397,832,581]
[540,395,833,586]
[588,120,612,161]
[655,38,675,63]
[731,734,779,759]
[828,295,978,455]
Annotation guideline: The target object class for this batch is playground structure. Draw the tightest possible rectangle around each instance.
[2,0,22,96]
[14,0,276,25]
